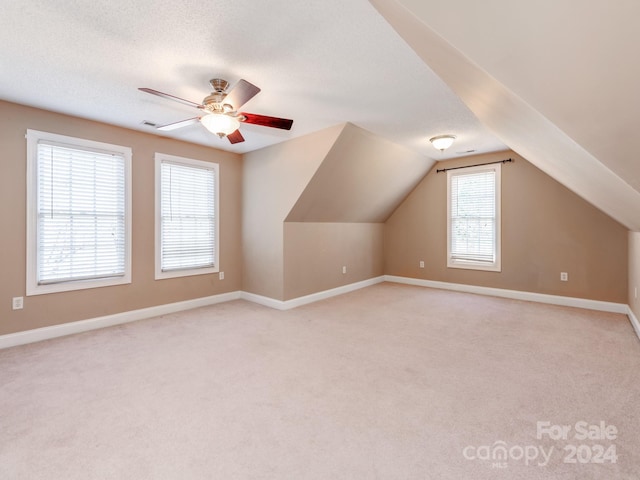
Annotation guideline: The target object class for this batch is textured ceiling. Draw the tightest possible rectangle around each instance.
[0,0,505,158]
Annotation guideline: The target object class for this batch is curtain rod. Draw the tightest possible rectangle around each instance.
[436,158,513,173]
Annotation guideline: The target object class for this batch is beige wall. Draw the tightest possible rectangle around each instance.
[244,122,428,302]
[242,124,344,300]
[286,123,433,222]
[1,100,633,339]
[629,232,640,317]
[283,223,384,300]
[385,151,628,303]
[0,101,242,335]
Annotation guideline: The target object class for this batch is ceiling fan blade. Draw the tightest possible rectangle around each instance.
[227,129,245,144]
[241,113,293,130]
[138,88,202,109]
[224,79,261,110]
[156,117,201,131]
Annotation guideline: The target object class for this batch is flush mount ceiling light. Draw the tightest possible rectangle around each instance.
[200,113,241,137]
[430,134,456,152]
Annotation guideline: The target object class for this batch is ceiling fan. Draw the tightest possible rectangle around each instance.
[138,78,293,144]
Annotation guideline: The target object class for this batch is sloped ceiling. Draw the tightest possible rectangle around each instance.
[370,0,640,231]
[286,123,433,223]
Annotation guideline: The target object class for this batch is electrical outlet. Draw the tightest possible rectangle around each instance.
[12,297,24,310]
[560,272,568,282]
[342,266,347,274]
[219,272,224,280]
[419,260,425,268]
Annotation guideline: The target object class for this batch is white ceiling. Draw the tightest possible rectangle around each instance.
[0,0,506,158]
[390,0,640,190]
[371,0,640,230]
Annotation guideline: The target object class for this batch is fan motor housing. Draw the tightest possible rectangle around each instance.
[202,92,226,113]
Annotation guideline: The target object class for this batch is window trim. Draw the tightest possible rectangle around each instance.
[26,129,132,296]
[446,163,501,272]
[154,153,220,280]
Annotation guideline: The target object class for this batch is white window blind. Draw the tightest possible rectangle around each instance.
[448,164,501,271]
[159,159,217,273]
[36,141,126,284]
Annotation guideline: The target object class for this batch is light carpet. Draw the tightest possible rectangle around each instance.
[1,283,639,479]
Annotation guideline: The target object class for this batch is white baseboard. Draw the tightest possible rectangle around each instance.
[628,307,640,341]
[385,275,640,342]
[384,275,628,314]
[0,277,385,349]
[241,276,385,311]
[3,276,636,350]
[240,291,288,310]
[0,291,241,350]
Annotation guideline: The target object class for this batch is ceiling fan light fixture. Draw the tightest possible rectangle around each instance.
[430,134,456,151]
[139,78,293,144]
[201,113,240,137]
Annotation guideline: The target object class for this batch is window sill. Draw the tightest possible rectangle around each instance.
[447,260,501,273]
[155,266,219,280]
[26,275,131,296]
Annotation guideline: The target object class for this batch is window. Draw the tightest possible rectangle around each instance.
[155,153,219,279]
[26,130,132,295]
[447,163,501,271]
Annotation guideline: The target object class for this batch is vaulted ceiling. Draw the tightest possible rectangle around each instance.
[370,0,640,230]
[1,1,638,230]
